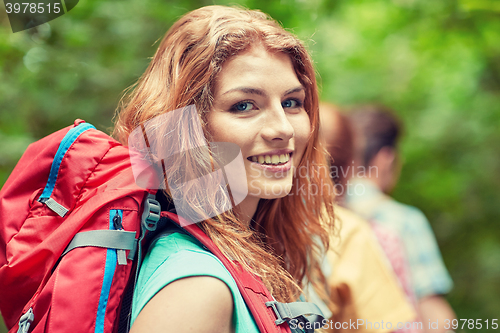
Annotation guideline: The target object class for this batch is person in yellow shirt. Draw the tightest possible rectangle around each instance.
[320,103,419,333]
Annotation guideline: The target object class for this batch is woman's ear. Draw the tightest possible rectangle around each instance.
[371,146,398,194]
[378,146,396,166]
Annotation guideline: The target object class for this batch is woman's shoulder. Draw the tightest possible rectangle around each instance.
[131,231,236,333]
[132,232,260,332]
[133,233,231,319]
[131,275,235,333]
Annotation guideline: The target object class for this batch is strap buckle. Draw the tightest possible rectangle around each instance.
[141,194,161,231]
[266,299,326,332]
[265,301,286,325]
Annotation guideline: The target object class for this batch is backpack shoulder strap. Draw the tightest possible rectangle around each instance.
[161,211,325,333]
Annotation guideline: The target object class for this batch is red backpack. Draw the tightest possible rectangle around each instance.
[0,120,324,333]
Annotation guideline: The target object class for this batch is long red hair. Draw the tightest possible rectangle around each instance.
[113,5,335,303]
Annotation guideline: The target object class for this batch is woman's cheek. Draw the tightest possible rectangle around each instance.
[293,113,311,144]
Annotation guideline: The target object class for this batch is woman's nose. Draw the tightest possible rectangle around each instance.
[260,103,294,142]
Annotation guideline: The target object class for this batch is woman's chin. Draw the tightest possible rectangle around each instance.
[247,181,293,200]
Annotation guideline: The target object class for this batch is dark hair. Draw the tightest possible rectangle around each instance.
[319,103,354,189]
[348,104,402,167]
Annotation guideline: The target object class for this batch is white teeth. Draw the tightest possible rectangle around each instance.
[251,153,291,165]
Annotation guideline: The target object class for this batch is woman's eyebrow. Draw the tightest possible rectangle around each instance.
[284,86,305,96]
[221,86,305,97]
[222,87,266,96]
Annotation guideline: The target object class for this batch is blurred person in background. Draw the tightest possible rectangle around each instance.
[346,105,455,333]
[319,102,419,333]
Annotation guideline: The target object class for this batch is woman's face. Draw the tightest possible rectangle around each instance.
[208,46,311,204]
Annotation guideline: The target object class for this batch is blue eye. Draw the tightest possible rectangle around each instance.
[282,99,302,108]
[231,101,255,112]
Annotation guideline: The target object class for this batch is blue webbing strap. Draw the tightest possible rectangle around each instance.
[95,210,120,333]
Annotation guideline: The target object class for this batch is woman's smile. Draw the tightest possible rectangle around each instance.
[247,150,293,173]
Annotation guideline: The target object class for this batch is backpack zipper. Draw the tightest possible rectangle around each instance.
[113,210,128,265]
[113,211,123,230]
[38,122,96,217]
[17,308,34,333]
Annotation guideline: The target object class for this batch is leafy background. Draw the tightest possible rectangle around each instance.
[1,0,499,332]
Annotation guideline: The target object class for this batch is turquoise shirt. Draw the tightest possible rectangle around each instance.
[131,232,260,332]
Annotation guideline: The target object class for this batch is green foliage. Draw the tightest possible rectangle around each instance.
[302,0,500,321]
[1,0,499,330]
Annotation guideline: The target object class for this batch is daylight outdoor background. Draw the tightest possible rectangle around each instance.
[1,0,499,332]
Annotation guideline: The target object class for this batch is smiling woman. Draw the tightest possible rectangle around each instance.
[112,5,335,333]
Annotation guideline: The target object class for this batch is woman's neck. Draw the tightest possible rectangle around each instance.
[235,196,260,225]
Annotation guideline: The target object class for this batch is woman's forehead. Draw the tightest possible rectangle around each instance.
[214,46,301,94]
